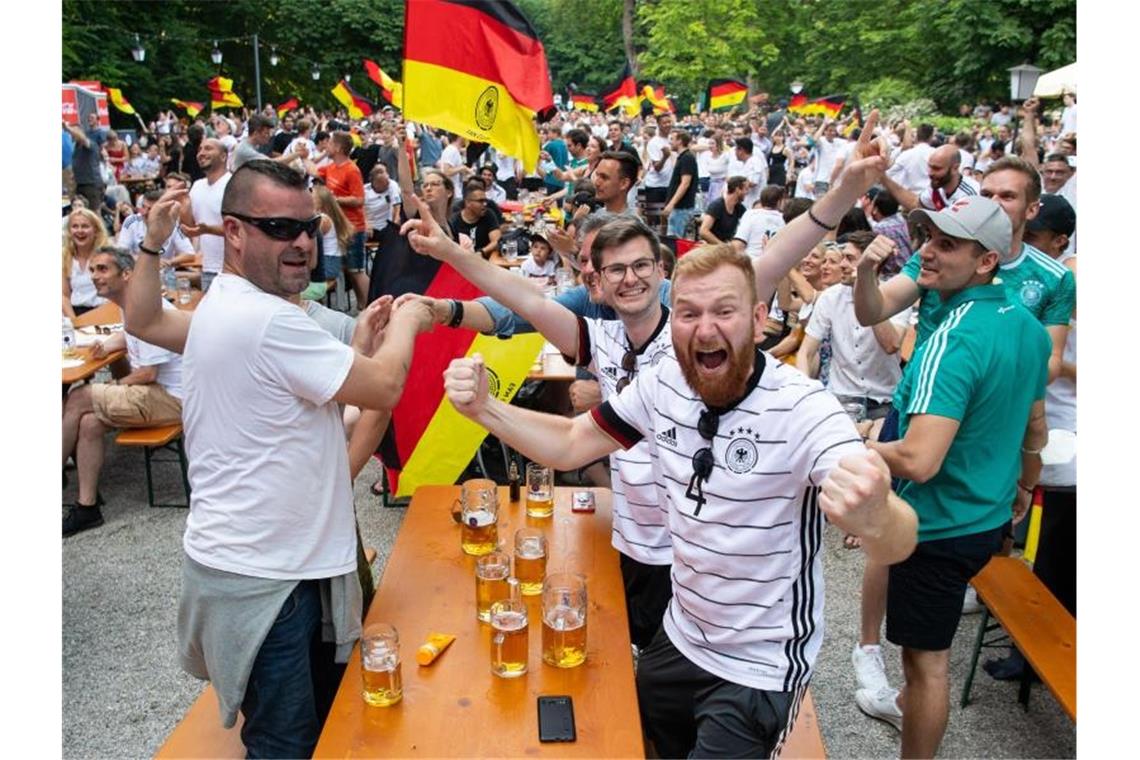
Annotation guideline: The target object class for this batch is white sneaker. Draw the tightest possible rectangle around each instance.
[962,587,983,614]
[852,643,890,692]
[855,686,903,731]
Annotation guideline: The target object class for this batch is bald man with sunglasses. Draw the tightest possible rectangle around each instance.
[124,161,434,757]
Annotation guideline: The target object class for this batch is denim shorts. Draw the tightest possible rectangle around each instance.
[345,231,367,272]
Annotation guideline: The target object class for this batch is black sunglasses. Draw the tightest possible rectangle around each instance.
[686,409,719,516]
[225,212,322,241]
[615,349,637,393]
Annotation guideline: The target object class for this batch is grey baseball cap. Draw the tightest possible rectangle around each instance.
[909,196,1013,261]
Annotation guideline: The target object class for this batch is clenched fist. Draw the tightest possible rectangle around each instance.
[819,448,892,541]
[444,353,490,417]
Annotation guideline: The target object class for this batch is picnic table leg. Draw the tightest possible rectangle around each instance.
[960,606,990,708]
[1017,662,1033,711]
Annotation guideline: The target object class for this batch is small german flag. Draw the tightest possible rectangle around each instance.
[363,59,404,109]
[276,97,299,119]
[402,0,554,173]
[707,79,747,111]
[206,76,243,109]
[171,99,203,118]
[331,80,375,120]
[789,93,846,119]
[107,87,136,116]
[640,81,674,115]
[568,88,599,112]
[601,62,639,116]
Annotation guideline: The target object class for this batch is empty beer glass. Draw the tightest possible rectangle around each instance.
[526,463,554,518]
[542,573,587,668]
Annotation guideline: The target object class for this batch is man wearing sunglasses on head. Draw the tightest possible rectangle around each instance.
[399,200,675,653]
[441,111,918,758]
[123,161,436,758]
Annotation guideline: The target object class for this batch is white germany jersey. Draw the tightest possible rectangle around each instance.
[591,349,863,691]
[568,309,673,565]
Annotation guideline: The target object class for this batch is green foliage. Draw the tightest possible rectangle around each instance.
[62,0,1075,125]
[636,0,778,105]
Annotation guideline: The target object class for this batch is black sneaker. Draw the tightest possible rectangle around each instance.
[63,502,104,537]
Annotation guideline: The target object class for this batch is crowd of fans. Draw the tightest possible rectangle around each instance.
[61,89,1077,758]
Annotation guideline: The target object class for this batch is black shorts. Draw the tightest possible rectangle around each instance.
[636,628,800,759]
[619,554,672,650]
[886,526,1003,651]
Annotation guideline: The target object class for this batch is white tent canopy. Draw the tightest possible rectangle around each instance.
[1034,62,1077,97]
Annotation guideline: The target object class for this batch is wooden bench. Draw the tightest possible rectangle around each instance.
[960,556,1076,721]
[115,423,189,508]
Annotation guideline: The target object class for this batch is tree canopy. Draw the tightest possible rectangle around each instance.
[63,0,1075,125]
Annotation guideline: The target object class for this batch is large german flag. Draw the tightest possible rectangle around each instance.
[403,0,554,173]
[708,79,747,111]
[365,219,543,497]
[601,62,639,116]
[363,59,404,109]
[640,81,674,115]
[331,79,376,120]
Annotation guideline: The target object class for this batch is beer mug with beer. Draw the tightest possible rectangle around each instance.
[475,550,511,623]
[542,572,587,668]
[361,622,403,706]
[525,463,554,518]
[458,478,499,555]
[513,527,547,596]
[490,578,529,678]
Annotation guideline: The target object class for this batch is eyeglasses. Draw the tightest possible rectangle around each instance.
[615,349,637,393]
[600,257,656,284]
[421,180,445,188]
[224,212,322,241]
[686,409,720,516]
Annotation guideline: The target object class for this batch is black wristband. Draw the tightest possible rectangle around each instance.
[447,299,464,328]
[807,207,837,231]
[138,242,164,257]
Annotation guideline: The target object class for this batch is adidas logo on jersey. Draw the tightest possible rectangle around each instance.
[602,366,619,379]
[655,426,678,447]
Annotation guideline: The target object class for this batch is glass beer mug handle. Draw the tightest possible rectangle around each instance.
[451,498,463,524]
[493,631,504,666]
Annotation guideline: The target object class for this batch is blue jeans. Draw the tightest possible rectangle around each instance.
[345,231,368,272]
[667,207,697,238]
[240,580,344,759]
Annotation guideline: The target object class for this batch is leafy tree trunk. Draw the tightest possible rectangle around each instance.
[623,0,638,75]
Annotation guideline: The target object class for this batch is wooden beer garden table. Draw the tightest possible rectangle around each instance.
[313,485,645,758]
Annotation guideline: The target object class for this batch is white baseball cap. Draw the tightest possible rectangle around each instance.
[909,196,1012,261]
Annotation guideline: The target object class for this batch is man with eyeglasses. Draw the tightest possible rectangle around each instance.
[122,161,435,758]
[449,179,502,260]
[399,202,676,651]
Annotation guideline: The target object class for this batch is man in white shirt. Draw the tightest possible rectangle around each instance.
[796,231,909,419]
[882,144,979,213]
[1059,92,1077,137]
[118,189,196,266]
[733,184,787,257]
[63,246,185,536]
[438,133,472,201]
[726,136,767,209]
[885,123,935,195]
[812,120,847,195]
[182,138,231,292]
[363,164,402,240]
[124,161,435,758]
[643,113,676,207]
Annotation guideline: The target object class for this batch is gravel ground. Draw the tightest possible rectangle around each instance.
[62,445,1075,759]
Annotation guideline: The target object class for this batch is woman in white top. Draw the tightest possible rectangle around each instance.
[62,208,110,318]
[313,184,354,285]
[704,133,730,203]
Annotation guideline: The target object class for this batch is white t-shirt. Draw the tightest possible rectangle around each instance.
[1060,104,1077,136]
[127,299,184,399]
[364,182,402,232]
[805,283,910,402]
[593,351,863,690]
[117,214,195,259]
[189,172,231,274]
[69,257,106,309]
[958,149,976,172]
[644,136,675,188]
[181,274,357,579]
[520,257,556,279]
[734,208,786,257]
[727,154,767,208]
[572,313,673,565]
[886,142,934,194]
[704,151,730,181]
[813,137,847,184]
[439,144,466,200]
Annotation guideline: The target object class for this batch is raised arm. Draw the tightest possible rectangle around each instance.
[123,191,193,353]
[399,195,580,357]
[754,109,889,304]
[444,355,618,470]
[395,133,416,209]
[879,172,920,212]
[853,235,920,325]
[1019,97,1040,169]
[333,296,435,410]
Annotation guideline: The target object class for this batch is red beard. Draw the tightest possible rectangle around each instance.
[678,333,754,408]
